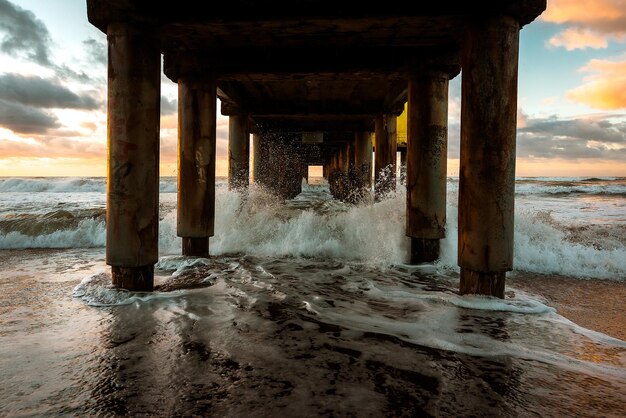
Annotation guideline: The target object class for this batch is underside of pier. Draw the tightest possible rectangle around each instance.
[88,0,546,297]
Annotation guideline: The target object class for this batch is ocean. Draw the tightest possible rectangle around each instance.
[0,176,624,416]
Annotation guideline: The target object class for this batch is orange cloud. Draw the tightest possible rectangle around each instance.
[543,0,626,49]
[567,59,626,109]
[548,28,609,50]
[160,114,177,130]
[543,0,626,29]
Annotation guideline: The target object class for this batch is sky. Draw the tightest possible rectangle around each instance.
[0,0,625,177]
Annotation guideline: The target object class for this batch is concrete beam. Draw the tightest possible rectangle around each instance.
[88,1,546,36]
[249,116,375,133]
[164,47,460,82]
[220,98,406,117]
[458,16,520,298]
[105,23,161,291]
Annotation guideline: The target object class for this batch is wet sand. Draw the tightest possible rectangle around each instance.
[509,273,626,341]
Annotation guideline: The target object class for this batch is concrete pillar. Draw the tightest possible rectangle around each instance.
[328,136,357,201]
[253,133,262,183]
[407,71,449,264]
[255,133,303,199]
[399,148,407,166]
[254,133,274,189]
[338,141,350,200]
[177,78,216,257]
[228,115,250,190]
[106,23,160,291]
[328,147,338,197]
[354,131,372,189]
[399,148,407,185]
[335,141,344,200]
[341,134,370,203]
[459,16,519,298]
[374,115,397,200]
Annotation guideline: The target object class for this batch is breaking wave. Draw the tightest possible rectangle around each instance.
[1,179,624,280]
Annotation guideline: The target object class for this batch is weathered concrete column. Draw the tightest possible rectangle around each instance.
[106,23,161,291]
[459,16,520,298]
[407,71,449,264]
[228,115,250,190]
[328,144,341,199]
[398,148,407,185]
[253,133,274,189]
[253,133,262,183]
[354,131,372,189]
[255,133,303,199]
[399,148,407,167]
[177,78,216,257]
[374,115,397,200]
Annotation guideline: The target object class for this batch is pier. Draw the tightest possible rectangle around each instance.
[88,0,546,297]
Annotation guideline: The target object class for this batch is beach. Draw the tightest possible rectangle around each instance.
[510,274,626,341]
[0,176,625,416]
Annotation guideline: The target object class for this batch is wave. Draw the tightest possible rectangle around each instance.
[206,187,625,280]
[515,185,626,197]
[0,218,106,249]
[444,179,626,197]
[0,177,178,193]
[2,176,625,197]
[1,184,624,280]
[513,177,626,197]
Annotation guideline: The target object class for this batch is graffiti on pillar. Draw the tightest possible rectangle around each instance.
[194,143,211,184]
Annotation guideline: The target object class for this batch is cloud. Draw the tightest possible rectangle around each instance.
[567,59,626,109]
[0,73,100,110]
[543,0,626,32]
[543,0,626,49]
[0,1,98,83]
[517,114,626,160]
[55,65,94,83]
[0,135,106,159]
[547,28,609,50]
[83,38,106,66]
[161,96,178,115]
[447,112,626,161]
[0,0,51,65]
[0,99,59,134]
[517,109,528,129]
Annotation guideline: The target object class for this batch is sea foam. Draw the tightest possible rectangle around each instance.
[1,180,624,280]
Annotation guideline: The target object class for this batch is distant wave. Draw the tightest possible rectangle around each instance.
[514,182,626,197]
[2,176,624,197]
[0,177,177,193]
[519,190,626,198]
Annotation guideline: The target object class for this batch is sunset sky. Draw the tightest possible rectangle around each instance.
[0,0,625,177]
